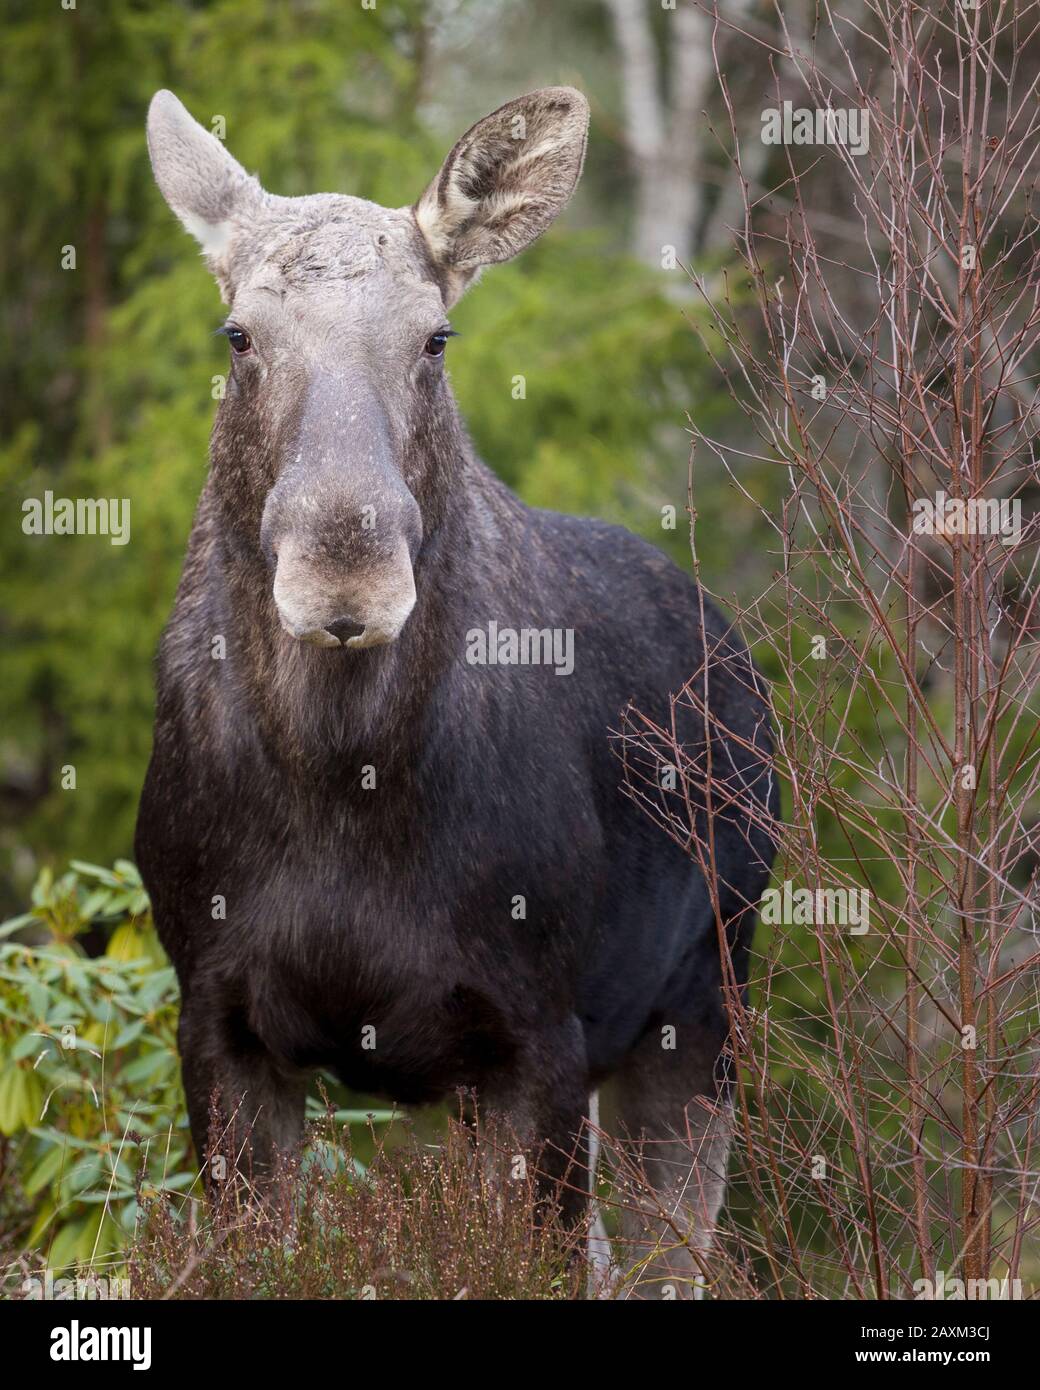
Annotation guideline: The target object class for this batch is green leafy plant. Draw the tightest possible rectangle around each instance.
[0,861,184,1281]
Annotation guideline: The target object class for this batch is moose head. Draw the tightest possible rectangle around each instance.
[146,88,589,650]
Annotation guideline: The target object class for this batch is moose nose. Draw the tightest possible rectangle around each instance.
[325,616,365,644]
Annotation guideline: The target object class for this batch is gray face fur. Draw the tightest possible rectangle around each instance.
[146,88,589,649]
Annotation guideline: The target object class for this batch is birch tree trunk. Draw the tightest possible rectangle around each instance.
[607,0,711,265]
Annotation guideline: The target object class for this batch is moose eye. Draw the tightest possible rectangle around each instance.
[424,329,457,358]
[226,327,252,355]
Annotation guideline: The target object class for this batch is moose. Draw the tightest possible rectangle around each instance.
[136,86,778,1296]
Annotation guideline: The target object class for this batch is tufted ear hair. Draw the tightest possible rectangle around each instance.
[146,90,265,297]
[414,87,589,306]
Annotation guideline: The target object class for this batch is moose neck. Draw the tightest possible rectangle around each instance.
[207,390,488,772]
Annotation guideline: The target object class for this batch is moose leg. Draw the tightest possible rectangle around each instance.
[178,988,307,1192]
[586,1088,618,1296]
[483,1014,592,1230]
[611,1019,734,1300]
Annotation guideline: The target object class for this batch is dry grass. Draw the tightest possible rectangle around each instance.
[124,1113,585,1301]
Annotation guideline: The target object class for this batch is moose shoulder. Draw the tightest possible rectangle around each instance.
[135,87,778,1296]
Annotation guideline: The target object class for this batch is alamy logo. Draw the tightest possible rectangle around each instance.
[23,1270,130,1300]
[760,881,870,932]
[465,620,575,676]
[914,1270,1022,1300]
[912,491,1021,545]
[50,1319,151,1370]
[22,490,131,546]
[761,101,870,156]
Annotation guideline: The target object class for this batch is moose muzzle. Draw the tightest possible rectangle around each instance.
[261,377,422,650]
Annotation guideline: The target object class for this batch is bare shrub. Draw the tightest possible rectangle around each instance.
[613,0,1040,1299]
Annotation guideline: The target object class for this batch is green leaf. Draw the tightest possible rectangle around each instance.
[23,1143,67,1196]
[47,1219,86,1274]
[0,913,39,939]
[117,1049,176,1086]
[69,861,123,887]
[78,1187,136,1203]
[60,1151,104,1200]
[11,1031,49,1061]
[110,1019,146,1049]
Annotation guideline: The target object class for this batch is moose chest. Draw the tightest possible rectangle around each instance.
[211,766,599,1100]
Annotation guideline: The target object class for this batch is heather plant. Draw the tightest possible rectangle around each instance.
[126,1114,583,1301]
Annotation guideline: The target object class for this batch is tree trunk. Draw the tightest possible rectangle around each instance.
[607,0,710,266]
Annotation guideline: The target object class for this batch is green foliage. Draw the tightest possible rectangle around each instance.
[0,861,183,1278]
[450,234,722,518]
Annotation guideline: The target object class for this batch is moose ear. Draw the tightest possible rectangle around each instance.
[414,87,589,304]
[146,90,263,291]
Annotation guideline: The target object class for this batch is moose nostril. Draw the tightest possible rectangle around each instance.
[325,616,366,644]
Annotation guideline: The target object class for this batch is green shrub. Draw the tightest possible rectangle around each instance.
[0,861,183,1280]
